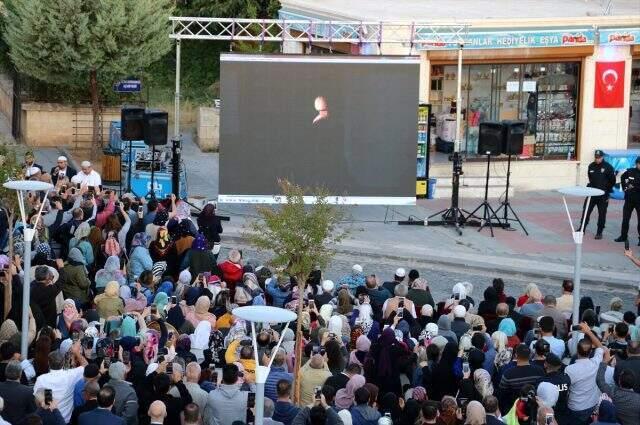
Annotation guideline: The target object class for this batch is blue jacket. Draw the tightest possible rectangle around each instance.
[265,366,294,402]
[79,407,126,425]
[337,273,366,293]
[127,246,153,283]
[266,277,291,308]
[273,401,300,425]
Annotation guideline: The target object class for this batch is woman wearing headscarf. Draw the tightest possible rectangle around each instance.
[350,303,381,342]
[407,278,435,311]
[478,287,499,323]
[399,398,421,425]
[94,281,125,319]
[56,299,81,340]
[184,295,216,329]
[491,331,513,372]
[147,209,169,243]
[430,342,463,401]
[189,320,211,363]
[367,327,411,397]
[102,203,131,249]
[153,292,169,318]
[464,401,486,425]
[219,249,244,294]
[335,374,366,410]
[32,243,57,270]
[473,369,494,401]
[184,233,217,278]
[128,232,153,283]
[378,392,402,423]
[281,327,296,355]
[68,222,94,267]
[436,396,459,425]
[167,201,197,237]
[120,285,147,314]
[517,283,539,308]
[149,226,178,275]
[349,335,371,367]
[497,318,520,349]
[62,247,91,307]
[197,203,223,254]
[336,288,353,316]
[95,255,126,293]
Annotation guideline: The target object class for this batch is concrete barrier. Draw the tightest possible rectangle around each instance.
[196,106,219,151]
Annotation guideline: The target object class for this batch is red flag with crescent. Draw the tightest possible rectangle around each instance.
[594,61,625,108]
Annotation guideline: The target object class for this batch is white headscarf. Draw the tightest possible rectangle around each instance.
[328,315,343,337]
[319,304,334,324]
[190,321,212,362]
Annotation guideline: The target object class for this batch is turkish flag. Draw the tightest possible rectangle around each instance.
[594,61,625,108]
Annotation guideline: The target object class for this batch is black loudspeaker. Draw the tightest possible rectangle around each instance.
[143,109,169,146]
[121,106,145,141]
[502,121,525,155]
[478,122,505,155]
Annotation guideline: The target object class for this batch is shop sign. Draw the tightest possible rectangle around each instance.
[416,29,595,50]
[599,28,640,45]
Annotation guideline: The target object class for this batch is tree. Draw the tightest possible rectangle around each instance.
[3,0,174,159]
[178,0,280,19]
[0,144,22,319]
[244,179,348,402]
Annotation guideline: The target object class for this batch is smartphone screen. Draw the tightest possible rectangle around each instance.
[625,239,630,250]
[398,297,405,308]
[104,357,111,368]
[166,363,173,375]
[44,389,52,405]
[170,296,177,304]
[314,387,322,400]
[71,332,79,342]
[309,299,315,309]
[247,392,256,408]
[462,362,470,374]
[397,308,403,318]
[211,371,218,383]
[122,351,130,364]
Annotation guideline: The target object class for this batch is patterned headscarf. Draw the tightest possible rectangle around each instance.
[175,201,191,221]
[131,232,151,249]
[36,243,52,259]
[191,233,208,251]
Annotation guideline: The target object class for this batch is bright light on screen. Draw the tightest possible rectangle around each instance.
[219,55,420,205]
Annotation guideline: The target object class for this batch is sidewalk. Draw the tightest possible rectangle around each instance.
[24,126,639,290]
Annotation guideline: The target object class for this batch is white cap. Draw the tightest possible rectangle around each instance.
[57,156,67,162]
[321,280,335,292]
[395,268,406,278]
[80,160,91,168]
[352,264,363,273]
[453,304,466,318]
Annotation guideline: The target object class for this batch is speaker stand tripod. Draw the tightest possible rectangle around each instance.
[145,144,158,200]
[428,152,471,235]
[494,152,528,235]
[465,153,503,237]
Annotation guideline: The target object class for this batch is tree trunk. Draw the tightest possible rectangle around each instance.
[4,209,14,320]
[89,69,100,161]
[293,277,305,404]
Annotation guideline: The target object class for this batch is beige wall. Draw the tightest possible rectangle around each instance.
[196,106,220,151]
[577,45,632,184]
[0,73,13,125]
[20,102,120,148]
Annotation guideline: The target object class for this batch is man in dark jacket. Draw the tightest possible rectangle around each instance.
[582,149,616,239]
[614,341,640,393]
[50,156,77,186]
[30,265,65,328]
[615,157,640,244]
[71,381,99,425]
[539,353,571,425]
[0,360,36,424]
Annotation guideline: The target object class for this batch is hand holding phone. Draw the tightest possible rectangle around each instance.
[44,389,53,406]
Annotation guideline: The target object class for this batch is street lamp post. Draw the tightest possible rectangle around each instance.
[232,306,297,425]
[557,186,605,325]
[3,180,53,358]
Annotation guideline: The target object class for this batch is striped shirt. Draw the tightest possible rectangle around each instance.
[498,364,544,412]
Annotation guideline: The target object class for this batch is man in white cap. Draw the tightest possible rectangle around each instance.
[337,264,366,294]
[71,160,101,187]
[315,280,335,308]
[51,155,76,185]
[383,268,406,295]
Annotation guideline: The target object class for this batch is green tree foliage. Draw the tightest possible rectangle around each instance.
[178,0,280,19]
[3,0,174,158]
[244,179,347,402]
[0,144,23,263]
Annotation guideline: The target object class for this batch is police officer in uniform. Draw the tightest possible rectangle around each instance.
[582,150,615,239]
[615,157,640,244]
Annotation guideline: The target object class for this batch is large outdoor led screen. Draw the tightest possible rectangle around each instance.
[219,54,419,204]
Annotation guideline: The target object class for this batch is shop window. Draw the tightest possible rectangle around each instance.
[431,61,580,159]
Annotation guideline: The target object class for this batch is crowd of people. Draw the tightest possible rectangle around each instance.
[0,152,639,425]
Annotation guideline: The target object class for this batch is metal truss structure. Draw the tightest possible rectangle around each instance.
[170,17,469,139]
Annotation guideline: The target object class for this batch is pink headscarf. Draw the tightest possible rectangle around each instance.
[334,374,366,410]
[349,335,371,366]
[144,330,160,363]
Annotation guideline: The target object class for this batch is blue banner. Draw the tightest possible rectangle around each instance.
[599,28,640,45]
[113,79,142,93]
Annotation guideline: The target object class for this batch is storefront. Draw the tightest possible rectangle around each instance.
[630,59,640,145]
[431,61,580,159]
